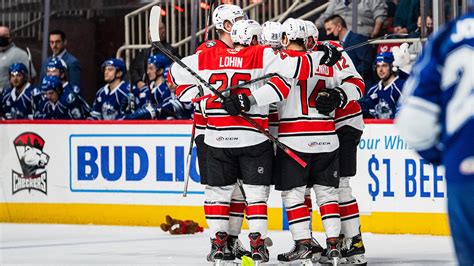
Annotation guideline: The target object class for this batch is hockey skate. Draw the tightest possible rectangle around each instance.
[311,236,324,262]
[319,237,341,266]
[340,234,367,265]
[248,232,270,265]
[207,232,235,265]
[227,235,251,260]
[277,238,313,265]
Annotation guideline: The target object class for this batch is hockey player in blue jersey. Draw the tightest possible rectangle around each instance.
[46,57,91,117]
[1,63,39,119]
[124,54,192,120]
[35,76,89,119]
[365,52,406,119]
[90,58,135,120]
[396,10,474,266]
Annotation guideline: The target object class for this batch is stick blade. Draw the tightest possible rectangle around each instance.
[149,6,162,43]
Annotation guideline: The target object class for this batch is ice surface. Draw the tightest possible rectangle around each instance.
[0,223,456,265]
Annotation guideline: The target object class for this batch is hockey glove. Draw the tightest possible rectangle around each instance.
[315,87,347,115]
[124,104,159,120]
[317,43,342,67]
[222,94,251,116]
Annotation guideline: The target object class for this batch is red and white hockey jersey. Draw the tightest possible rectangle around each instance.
[168,45,324,148]
[251,46,364,153]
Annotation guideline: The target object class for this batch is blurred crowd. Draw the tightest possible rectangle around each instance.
[0,0,439,121]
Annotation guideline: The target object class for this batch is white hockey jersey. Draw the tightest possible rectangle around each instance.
[168,45,324,148]
[252,47,364,153]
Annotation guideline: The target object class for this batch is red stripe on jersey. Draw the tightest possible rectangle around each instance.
[319,202,340,216]
[204,204,230,216]
[167,67,176,86]
[342,77,365,95]
[286,205,310,222]
[195,39,230,53]
[229,202,246,214]
[246,203,267,216]
[283,50,311,80]
[278,120,335,134]
[268,76,290,99]
[335,101,362,120]
[339,201,360,218]
[194,112,208,127]
[197,45,265,70]
[176,84,193,97]
[207,115,268,129]
[268,112,279,123]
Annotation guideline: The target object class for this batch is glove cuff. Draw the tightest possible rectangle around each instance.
[334,87,348,108]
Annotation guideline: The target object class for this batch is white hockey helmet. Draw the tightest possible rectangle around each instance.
[231,19,262,46]
[212,4,246,32]
[261,21,283,49]
[304,20,319,41]
[281,18,307,42]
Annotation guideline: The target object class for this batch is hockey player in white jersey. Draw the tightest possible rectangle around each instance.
[304,20,367,265]
[168,18,341,264]
[225,18,362,264]
[396,9,474,266]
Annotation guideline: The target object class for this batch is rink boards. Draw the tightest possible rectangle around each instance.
[0,120,450,235]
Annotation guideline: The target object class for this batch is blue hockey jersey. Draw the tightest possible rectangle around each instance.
[366,76,406,119]
[35,87,90,120]
[396,13,474,183]
[63,82,91,118]
[91,81,134,120]
[1,83,38,119]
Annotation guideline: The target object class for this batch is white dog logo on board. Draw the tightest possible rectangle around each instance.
[12,132,49,195]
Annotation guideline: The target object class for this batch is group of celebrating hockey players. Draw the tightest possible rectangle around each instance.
[166,4,367,265]
[0,52,192,120]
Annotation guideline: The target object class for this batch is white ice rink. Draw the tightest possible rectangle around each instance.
[0,223,456,265]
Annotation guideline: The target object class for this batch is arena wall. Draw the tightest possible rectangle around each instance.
[0,120,450,235]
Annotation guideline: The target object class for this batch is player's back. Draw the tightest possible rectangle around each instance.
[1,83,35,119]
[197,45,274,148]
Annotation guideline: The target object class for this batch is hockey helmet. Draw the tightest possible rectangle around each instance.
[375,52,395,64]
[231,19,262,46]
[102,58,126,74]
[212,4,246,32]
[41,76,62,92]
[261,21,283,49]
[147,54,171,70]
[9,63,28,76]
[304,20,319,41]
[281,18,307,42]
[47,57,67,73]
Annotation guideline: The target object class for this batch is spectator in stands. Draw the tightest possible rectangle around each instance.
[324,15,375,84]
[1,63,39,119]
[0,25,37,93]
[315,0,387,38]
[393,0,420,35]
[363,52,406,119]
[129,21,179,89]
[40,30,81,87]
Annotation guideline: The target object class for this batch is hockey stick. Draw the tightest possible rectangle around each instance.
[191,72,276,103]
[183,0,215,197]
[150,6,307,168]
[341,33,409,52]
[203,0,216,41]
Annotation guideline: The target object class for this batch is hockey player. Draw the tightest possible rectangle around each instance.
[304,20,368,265]
[90,58,134,120]
[35,75,89,119]
[260,21,283,50]
[225,18,362,264]
[171,4,251,261]
[46,57,91,118]
[168,18,340,263]
[1,63,37,119]
[396,10,474,266]
[365,52,406,119]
